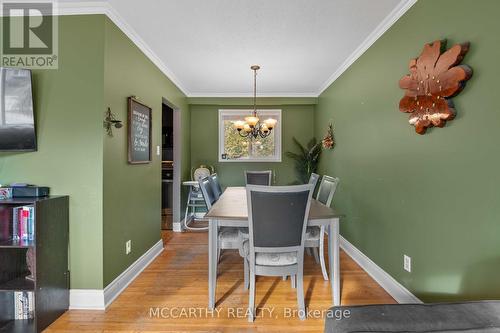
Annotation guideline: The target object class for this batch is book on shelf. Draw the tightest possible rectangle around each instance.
[11,206,34,242]
[14,291,34,320]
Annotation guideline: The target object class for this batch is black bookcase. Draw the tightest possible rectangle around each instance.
[0,196,69,333]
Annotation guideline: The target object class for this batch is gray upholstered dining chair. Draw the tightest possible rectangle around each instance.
[308,172,320,188]
[198,176,245,262]
[183,176,214,231]
[209,173,223,200]
[198,176,217,209]
[241,184,314,321]
[244,170,272,186]
[305,175,340,280]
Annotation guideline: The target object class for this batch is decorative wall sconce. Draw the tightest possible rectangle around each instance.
[104,107,123,137]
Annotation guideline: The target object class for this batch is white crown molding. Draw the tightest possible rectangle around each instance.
[5,0,416,97]
[187,92,319,98]
[56,1,109,15]
[56,1,190,96]
[316,0,418,95]
[69,240,164,310]
[340,235,422,304]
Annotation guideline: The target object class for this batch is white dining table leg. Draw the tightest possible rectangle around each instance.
[328,218,341,305]
[208,219,218,309]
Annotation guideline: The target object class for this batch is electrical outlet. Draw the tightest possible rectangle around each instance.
[156,145,161,156]
[126,240,132,255]
[404,254,411,272]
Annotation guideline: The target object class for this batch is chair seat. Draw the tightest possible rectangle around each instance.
[239,237,297,266]
[238,239,298,266]
[256,252,298,266]
[305,226,320,241]
[218,227,246,242]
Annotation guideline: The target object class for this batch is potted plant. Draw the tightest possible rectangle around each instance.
[286,137,322,184]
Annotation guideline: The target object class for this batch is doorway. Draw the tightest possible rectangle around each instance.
[161,103,173,229]
[161,99,181,230]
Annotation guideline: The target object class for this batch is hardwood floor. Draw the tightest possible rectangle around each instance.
[45,231,395,333]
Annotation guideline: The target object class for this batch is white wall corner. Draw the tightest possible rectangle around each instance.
[70,239,164,310]
[317,0,418,95]
[340,235,422,304]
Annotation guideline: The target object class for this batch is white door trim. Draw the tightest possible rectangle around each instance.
[162,98,182,227]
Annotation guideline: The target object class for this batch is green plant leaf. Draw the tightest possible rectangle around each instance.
[286,137,322,184]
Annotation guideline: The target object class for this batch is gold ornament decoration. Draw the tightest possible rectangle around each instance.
[322,123,335,150]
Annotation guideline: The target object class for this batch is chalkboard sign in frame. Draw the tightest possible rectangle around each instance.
[128,97,152,164]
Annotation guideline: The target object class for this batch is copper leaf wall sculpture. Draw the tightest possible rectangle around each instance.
[399,40,472,134]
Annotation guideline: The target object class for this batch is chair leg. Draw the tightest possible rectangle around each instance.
[297,266,306,320]
[248,270,256,322]
[312,247,320,264]
[319,226,329,281]
[183,198,190,230]
[217,248,221,263]
[244,259,249,290]
[305,248,312,256]
[282,275,287,281]
[291,275,296,289]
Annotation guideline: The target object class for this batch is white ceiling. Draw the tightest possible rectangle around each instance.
[59,0,415,96]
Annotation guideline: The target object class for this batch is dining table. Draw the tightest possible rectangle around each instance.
[204,186,344,309]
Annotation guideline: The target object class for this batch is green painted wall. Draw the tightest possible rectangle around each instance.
[315,0,500,301]
[189,98,316,187]
[102,17,189,287]
[0,16,105,289]
[0,15,190,289]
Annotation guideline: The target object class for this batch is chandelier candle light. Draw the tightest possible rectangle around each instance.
[234,65,278,139]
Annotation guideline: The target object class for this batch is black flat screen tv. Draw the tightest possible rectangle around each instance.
[0,67,36,151]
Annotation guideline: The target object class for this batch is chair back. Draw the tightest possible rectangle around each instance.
[316,175,340,206]
[245,170,272,186]
[198,176,217,209]
[246,184,313,254]
[210,173,223,199]
[308,173,320,187]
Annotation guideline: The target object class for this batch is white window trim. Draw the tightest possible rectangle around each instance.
[218,109,282,163]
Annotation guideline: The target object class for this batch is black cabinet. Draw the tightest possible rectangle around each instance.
[0,196,69,333]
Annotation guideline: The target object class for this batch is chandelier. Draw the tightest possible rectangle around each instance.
[234,65,277,139]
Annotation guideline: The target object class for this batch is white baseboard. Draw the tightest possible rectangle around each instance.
[340,236,422,304]
[173,220,184,232]
[173,214,204,232]
[103,239,164,307]
[69,289,105,310]
[69,239,164,310]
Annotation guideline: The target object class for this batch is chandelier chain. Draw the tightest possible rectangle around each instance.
[253,67,257,116]
[233,65,276,139]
